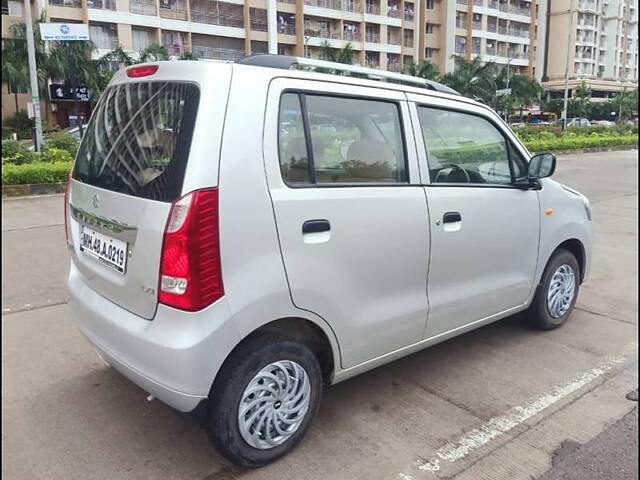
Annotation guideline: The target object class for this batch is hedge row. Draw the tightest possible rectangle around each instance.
[2,161,73,185]
[523,134,638,153]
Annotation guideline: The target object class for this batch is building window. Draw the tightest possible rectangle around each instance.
[455,35,466,54]
[425,23,434,34]
[1,0,22,15]
[426,0,434,9]
[425,47,434,58]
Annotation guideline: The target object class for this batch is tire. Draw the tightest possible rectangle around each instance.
[207,333,323,467]
[528,248,580,330]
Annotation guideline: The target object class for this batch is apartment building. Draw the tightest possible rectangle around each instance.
[536,0,638,100]
[2,0,637,124]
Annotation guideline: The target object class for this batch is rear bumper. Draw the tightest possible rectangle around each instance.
[68,262,241,413]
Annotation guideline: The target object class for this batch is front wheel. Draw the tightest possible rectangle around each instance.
[527,248,580,330]
[207,333,322,467]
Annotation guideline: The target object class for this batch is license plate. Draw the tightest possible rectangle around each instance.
[79,225,128,274]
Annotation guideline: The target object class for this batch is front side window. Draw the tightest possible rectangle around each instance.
[278,93,408,184]
[417,107,518,185]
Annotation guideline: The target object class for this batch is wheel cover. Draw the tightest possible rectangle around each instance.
[547,264,576,318]
[238,360,311,450]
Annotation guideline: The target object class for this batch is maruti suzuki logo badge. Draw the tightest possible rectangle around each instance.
[92,194,100,209]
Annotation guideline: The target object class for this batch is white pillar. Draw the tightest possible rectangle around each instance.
[267,0,278,54]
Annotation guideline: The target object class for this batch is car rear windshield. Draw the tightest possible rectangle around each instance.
[73,81,200,202]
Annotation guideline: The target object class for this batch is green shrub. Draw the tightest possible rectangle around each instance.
[2,127,15,140]
[2,161,73,185]
[1,139,35,165]
[40,147,73,163]
[5,110,33,139]
[525,134,638,153]
[44,132,78,157]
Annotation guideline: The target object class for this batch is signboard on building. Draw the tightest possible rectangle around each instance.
[40,23,90,41]
[49,84,90,102]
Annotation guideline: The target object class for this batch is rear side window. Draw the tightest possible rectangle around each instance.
[73,82,200,202]
[277,92,407,185]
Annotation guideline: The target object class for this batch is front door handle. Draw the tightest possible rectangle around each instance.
[302,219,330,234]
[443,212,462,224]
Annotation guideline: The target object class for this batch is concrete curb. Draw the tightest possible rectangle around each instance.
[2,182,65,197]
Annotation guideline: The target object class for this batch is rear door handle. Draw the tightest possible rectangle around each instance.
[302,219,330,234]
[443,212,462,224]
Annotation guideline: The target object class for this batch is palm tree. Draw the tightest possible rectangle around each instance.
[98,46,135,67]
[402,60,440,81]
[138,43,170,63]
[439,55,499,103]
[318,41,354,64]
[508,73,543,120]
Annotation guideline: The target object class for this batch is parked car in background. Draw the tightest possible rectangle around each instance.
[66,57,593,467]
[590,120,615,127]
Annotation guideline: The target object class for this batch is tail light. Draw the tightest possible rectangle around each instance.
[64,173,72,246]
[158,188,224,311]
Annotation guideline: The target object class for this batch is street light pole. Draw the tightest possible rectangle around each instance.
[23,0,44,151]
[504,58,513,122]
[561,0,576,131]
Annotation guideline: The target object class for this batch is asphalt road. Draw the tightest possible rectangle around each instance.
[2,149,638,480]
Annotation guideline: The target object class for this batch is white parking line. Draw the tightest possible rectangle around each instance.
[397,343,638,479]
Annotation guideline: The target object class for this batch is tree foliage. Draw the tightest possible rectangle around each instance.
[402,60,440,81]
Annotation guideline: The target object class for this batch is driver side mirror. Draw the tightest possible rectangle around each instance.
[528,152,556,180]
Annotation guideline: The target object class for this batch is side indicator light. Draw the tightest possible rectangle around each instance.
[545,208,554,216]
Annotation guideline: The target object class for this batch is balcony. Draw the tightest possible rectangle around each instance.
[192,45,245,60]
[579,0,598,11]
[473,0,483,5]
[388,61,401,72]
[404,11,414,21]
[507,50,527,59]
[456,0,467,4]
[388,34,402,45]
[278,0,296,3]
[191,10,244,27]
[343,30,361,41]
[48,0,81,7]
[403,36,413,47]
[305,0,342,10]
[343,0,360,12]
[365,32,380,42]
[472,20,482,29]
[365,60,379,68]
[160,2,188,20]
[388,7,400,17]
[486,45,497,55]
[365,3,380,14]
[278,24,296,35]
[93,36,119,50]
[508,28,529,38]
[87,0,116,10]
[487,22,497,32]
[130,0,157,15]
[456,19,467,29]
[310,29,341,39]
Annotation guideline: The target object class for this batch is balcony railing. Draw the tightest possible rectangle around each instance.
[486,46,497,55]
[365,32,380,42]
[507,50,527,59]
[508,28,529,37]
[48,0,81,7]
[343,30,361,41]
[278,24,296,35]
[192,45,245,61]
[456,0,467,4]
[487,22,497,32]
[343,0,359,11]
[191,10,244,27]
[130,0,157,15]
[160,6,188,20]
[305,0,342,10]
[388,8,400,17]
[365,60,379,69]
[310,29,341,39]
[388,62,401,72]
[365,3,380,14]
[87,0,116,10]
[251,19,268,31]
[388,35,402,45]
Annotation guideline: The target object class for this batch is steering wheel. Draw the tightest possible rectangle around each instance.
[434,163,471,183]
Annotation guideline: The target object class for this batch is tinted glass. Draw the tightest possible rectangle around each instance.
[278,93,311,184]
[73,82,200,202]
[418,107,513,185]
[305,95,407,183]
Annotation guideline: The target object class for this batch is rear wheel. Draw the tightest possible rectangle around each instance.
[528,248,580,330]
[207,333,322,467]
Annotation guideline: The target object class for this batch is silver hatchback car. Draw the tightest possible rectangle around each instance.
[66,56,593,467]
